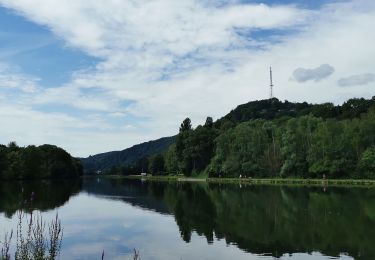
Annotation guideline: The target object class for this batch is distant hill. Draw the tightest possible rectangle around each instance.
[80,136,176,173]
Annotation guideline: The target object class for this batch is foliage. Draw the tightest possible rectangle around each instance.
[358,147,375,178]
[0,143,82,180]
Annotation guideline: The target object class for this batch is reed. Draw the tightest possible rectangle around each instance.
[0,191,62,260]
[0,231,12,260]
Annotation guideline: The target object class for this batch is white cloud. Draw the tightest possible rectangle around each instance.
[0,1,309,59]
[0,63,39,93]
[292,64,335,83]
[338,73,375,87]
[32,85,121,112]
[0,0,374,156]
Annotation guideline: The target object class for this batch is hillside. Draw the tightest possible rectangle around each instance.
[80,136,176,173]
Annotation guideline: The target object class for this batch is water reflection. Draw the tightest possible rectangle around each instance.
[0,179,81,217]
[1,178,374,259]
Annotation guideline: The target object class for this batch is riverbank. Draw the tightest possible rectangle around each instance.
[100,175,375,187]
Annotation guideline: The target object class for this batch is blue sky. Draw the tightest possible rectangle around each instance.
[0,6,99,87]
[0,0,374,156]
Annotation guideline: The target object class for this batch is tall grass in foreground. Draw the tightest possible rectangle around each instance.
[1,191,140,260]
[1,211,62,260]
[101,248,140,260]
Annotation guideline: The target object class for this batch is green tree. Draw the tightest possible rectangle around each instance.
[165,144,179,175]
[149,154,165,175]
[358,147,375,178]
[204,116,213,128]
[176,118,193,176]
[179,118,192,132]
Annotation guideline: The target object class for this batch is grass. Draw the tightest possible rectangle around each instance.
[114,175,375,187]
[192,171,209,179]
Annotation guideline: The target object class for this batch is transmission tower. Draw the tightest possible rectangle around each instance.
[269,67,274,99]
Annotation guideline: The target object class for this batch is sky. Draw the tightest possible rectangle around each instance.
[0,0,374,157]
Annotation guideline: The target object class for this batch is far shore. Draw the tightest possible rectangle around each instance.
[87,174,375,187]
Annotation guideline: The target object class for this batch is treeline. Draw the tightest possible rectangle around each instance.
[109,97,375,179]
[0,142,83,180]
[208,112,375,178]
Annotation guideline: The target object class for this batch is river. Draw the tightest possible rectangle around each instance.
[0,178,374,259]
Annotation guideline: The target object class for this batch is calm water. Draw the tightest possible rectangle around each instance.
[1,178,374,260]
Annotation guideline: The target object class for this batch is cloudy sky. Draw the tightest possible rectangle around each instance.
[0,0,374,157]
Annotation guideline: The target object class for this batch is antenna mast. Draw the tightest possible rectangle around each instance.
[269,67,274,99]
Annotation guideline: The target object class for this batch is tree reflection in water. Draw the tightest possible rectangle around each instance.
[1,178,374,260]
[82,178,375,260]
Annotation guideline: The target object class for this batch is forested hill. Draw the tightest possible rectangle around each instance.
[215,97,375,127]
[169,96,375,179]
[81,96,375,178]
[80,136,176,173]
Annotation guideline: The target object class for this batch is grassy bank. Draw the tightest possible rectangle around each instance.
[207,177,375,187]
[124,175,180,181]
[107,175,375,187]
